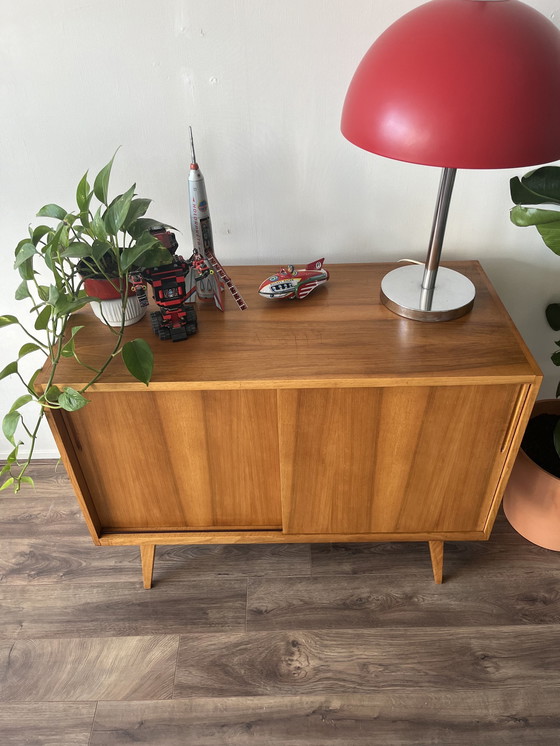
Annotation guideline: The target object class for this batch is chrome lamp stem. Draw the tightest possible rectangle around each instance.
[379,166,475,322]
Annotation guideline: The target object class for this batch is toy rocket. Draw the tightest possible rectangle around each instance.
[187,127,247,311]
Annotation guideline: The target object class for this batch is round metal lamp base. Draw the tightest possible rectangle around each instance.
[380,265,475,322]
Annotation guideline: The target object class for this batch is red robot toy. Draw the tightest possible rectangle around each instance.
[129,227,209,342]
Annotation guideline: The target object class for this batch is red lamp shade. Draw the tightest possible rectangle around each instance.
[342,0,560,169]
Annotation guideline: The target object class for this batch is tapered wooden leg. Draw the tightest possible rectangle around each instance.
[140,544,156,589]
[428,541,444,584]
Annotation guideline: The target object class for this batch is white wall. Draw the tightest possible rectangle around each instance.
[1,0,560,458]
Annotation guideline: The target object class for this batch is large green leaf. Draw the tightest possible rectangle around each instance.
[104,183,136,235]
[510,176,546,206]
[58,387,89,411]
[519,167,560,204]
[510,206,560,227]
[551,349,560,366]
[536,222,560,255]
[122,338,153,385]
[546,303,560,331]
[93,154,116,205]
[37,203,67,220]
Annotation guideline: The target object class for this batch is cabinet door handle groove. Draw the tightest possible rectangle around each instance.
[500,384,529,454]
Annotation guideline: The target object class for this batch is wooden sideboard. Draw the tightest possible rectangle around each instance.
[41,262,541,587]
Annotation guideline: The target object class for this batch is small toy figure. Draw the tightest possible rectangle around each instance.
[129,227,209,342]
[258,258,329,300]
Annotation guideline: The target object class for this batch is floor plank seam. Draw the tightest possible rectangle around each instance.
[87,700,98,746]
[169,637,182,701]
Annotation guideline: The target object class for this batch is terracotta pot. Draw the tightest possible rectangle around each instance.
[503,399,560,550]
[83,277,144,327]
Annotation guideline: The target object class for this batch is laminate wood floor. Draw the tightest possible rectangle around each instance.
[0,461,559,745]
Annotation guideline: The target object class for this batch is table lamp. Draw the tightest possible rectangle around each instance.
[341,0,560,321]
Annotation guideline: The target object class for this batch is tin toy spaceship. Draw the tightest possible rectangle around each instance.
[258,259,329,300]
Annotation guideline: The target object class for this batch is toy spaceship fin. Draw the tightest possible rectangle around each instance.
[305,258,325,270]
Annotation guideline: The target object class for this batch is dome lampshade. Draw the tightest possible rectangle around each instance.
[342,0,560,169]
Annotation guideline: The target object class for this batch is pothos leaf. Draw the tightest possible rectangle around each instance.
[58,387,89,412]
[0,361,18,381]
[15,281,31,300]
[37,204,67,220]
[76,171,91,212]
[0,315,18,327]
[93,153,116,206]
[121,338,153,385]
[2,410,20,444]
[34,305,52,330]
[18,343,42,359]
[104,183,136,235]
[9,394,33,412]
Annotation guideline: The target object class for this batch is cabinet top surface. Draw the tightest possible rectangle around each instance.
[45,261,541,390]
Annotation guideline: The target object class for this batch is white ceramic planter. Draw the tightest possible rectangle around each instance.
[90,296,145,327]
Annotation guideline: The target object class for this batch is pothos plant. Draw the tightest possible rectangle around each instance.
[0,154,173,492]
[510,165,560,456]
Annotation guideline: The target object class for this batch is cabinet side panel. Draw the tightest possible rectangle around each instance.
[63,389,281,530]
[44,408,102,544]
[279,385,520,534]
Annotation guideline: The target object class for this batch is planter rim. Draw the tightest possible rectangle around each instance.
[83,276,135,301]
[520,398,560,482]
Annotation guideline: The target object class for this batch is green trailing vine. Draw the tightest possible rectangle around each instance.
[0,154,173,492]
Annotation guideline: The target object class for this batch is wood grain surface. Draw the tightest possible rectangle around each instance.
[0,636,178,701]
[91,690,560,746]
[174,627,560,697]
[38,262,540,390]
[1,462,560,744]
[0,579,247,639]
[62,388,282,531]
[279,384,519,534]
[0,703,96,746]
[246,574,560,630]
